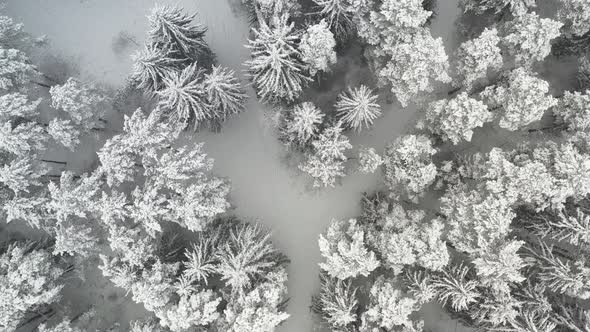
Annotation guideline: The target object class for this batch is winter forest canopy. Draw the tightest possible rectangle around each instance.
[2,0,590,331]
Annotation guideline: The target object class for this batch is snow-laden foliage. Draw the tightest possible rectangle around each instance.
[369,204,449,274]
[361,276,420,330]
[372,29,451,107]
[299,20,337,76]
[383,135,437,202]
[147,5,213,64]
[0,48,36,91]
[312,274,359,329]
[501,13,563,66]
[459,0,536,16]
[357,1,450,107]
[557,0,590,36]
[281,102,324,146]
[245,14,311,103]
[97,108,230,237]
[554,90,590,132]
[49,78,109,130]
[312,0,359,37]
[299,123,352,187]
[202,65,248,123]
[101,219,289,332]
[420,92,493,144]
[453,28,503,90]
[319,218,380,279]
[47,119,80,151]
[358,147,383,174]
[130,44,183,93]
[0,242,66,331]
[158,63,246,129]
[432,264,480,312]
[480,68,557,131]
[335,85,382,132]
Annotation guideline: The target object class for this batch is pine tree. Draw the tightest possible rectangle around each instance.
[245,14,311,103]
[312,273,359,329]
[421,92,493,144]
[130,43,183,93]
[47,119,81,151]
[49,78,109,130]
[358,147,384,174]
[298,154,346,188]
[453,28,503,90]
[299,19,337,76]
[432,264,480,312]
[335,85,382,132]
[0,48,36,91]
[0,242,66,331]
[147,5,213,64]
[0,121,47,156]
[281,102,325,147]
[459,0,536,16]
[158,62,211,129]
[312,0,355,37]
[554,90,590,132]
[383,135,437,202]
[362,276,419,330]
[480,68,557,131]
[319,218,380,279]
[501,13,563,66]
[557,0,590,36]
[374,29,451,107]
[311,123,352,161]
[202,65,248,123]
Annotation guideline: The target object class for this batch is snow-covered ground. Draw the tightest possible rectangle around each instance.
[5,0,461,331]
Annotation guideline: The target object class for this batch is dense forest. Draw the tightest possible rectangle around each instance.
[1,0,590,331]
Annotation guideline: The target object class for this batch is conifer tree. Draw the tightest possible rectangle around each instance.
[335,85,382,132]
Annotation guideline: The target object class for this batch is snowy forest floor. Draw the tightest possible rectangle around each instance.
[3,0,491,331]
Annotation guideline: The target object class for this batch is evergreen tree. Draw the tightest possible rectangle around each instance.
[319,218,380,279]
[420,92,493,144]
[49,78,109,130]
[147,5,213,64]
[361,276,419,330]
[383,135,437,202]
[299,19,337,76]
[453,28,503,91]
[554,90,590,132]
[480,68,557,131]
[335,85,382,132]
[557,0,590,36]
[245,14,311,103]
[281,102,325,147]
[459,0,536,16]
[130,43,183,93]
[358,147,384,174]
[312,273,359,330]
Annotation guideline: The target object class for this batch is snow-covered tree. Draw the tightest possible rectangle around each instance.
[130,43,183,93]
[554,90,590,132]
[501,13,563,66]
[480,68,557,131]
[221,268,290,332]
[312,274,359,329]
[432,264,480,312]
[299,154,346,188]
[358,147,383,174]
[319,218,380,279]
[373,29,451,107]
[420,92,493,144]
[245,14,311,103]
[158,62,211,129]
[299,122,352,187]
[202,65,248,123]
[335,85,382,132]
[383,135,437,202]
[281,102,324,146]
[361,276,419,330]
[453,28,503,90]
[370,204,449,274]
[47,119,81,150]
[0,48,36,91]
[459,0,536,16]
[299,20,337,76]
[311,123,352,161]
[0,242,66,331]
[557,0,590,36]
[147,5,213,64]
[49,78,109,130]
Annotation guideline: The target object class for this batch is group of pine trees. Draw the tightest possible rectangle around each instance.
[314,0,590,331]
[0,4,290,331]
